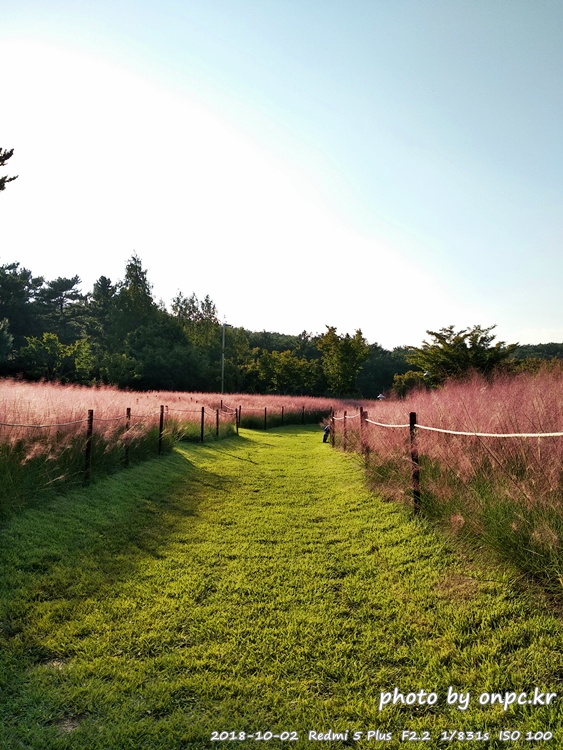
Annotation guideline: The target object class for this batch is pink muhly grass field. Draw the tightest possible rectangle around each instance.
[332,369,563,587]
[0,380,339,441]
[0,380,340,508]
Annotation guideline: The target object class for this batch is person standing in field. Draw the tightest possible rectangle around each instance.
[323,424,330,443]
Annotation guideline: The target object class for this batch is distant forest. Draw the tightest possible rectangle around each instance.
[1,255,561,397]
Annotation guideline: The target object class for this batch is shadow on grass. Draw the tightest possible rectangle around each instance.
[0,438,245,667]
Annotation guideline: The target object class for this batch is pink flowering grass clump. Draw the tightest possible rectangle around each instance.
[0,380,338,511]
[332,369,563,589]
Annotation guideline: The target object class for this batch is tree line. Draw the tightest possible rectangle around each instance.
[0,254,559,397]
[0,255,402,396]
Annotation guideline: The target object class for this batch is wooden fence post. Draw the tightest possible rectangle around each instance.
[200,406,205,443]
[125,407,131,467]
[158,405,164,455]
[216,408,219,436]
[235,407,239,435]
[343,410,347,451]
[330,412,335,447]
[84,409,94,484]
[409,411,421,514]
[239,405,242,429]
[264,407,267,430]
[359,406,365,454]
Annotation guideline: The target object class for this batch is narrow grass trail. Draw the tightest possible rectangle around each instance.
[1,426,563,749]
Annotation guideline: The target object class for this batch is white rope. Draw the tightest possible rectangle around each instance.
[415,424,563,438]
[362,417,563,437]
[365,419,410,428]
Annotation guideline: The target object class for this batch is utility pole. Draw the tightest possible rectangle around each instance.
[221,322,231,394]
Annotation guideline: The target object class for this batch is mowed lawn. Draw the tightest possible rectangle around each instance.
[1,426,563,749]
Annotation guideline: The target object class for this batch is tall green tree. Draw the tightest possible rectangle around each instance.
[0,262,44,345]
[35,275,86,343]
[120,316,207,391]
[172,291,219,349]
[406,325,517,385]
[247,349,323,394]
[87,276,117,344]
[19,333,93,382]
[113,254,158,338]
[317,326,369,396]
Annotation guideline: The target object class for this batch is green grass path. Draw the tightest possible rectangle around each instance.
[1,426,563,748]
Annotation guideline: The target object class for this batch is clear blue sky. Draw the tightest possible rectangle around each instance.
[2,0,562,348]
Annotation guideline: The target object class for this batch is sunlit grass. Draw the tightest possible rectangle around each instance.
[1,426,563,748]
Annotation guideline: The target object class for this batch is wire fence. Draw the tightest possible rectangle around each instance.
[0,398,331,495]
[0,404,238,490]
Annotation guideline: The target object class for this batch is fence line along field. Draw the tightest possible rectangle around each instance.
[0,379,339,513]
[331,368,563,590]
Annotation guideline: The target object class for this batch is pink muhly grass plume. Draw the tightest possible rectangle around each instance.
[332,369,563,509]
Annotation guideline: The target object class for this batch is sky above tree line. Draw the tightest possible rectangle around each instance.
[1,0,562,349]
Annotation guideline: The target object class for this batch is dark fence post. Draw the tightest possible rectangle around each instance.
[343,410,347,451]
[359,406,365,454]
[84,409,94,484]
[281,406,284,426]
[235,407,239,435]
[220,399,223,411]
[264,407,267,430]
[200,406,205,443]
[330,412,335,447]
[125,407,131,467]
[158,405,164,455]
[301,405,305,424]
[216,408,219,436]
[410,411,421,514]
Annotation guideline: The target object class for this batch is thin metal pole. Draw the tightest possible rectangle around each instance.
[200,406,205,443]
[410,412,421,514]
[221,323,226,394]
